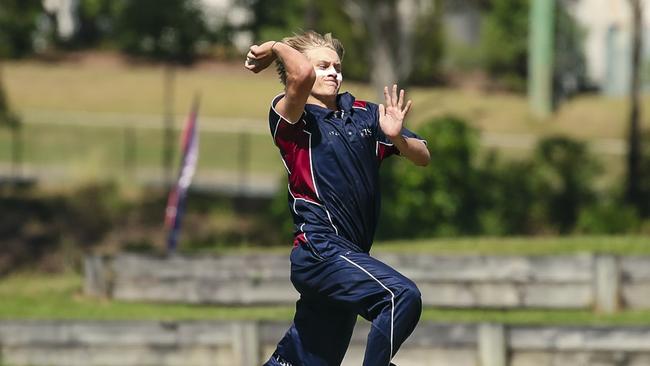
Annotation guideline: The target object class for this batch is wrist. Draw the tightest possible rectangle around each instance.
[388,133,406,145]
[271,41,280,53]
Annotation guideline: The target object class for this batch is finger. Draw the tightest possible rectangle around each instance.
[398,89,404,110]
[392,84,398,106]
[383,86,391,106]
[379,103,385,117]
[402,100,412,116]
[245,57,256,68]
[250,45,260,56]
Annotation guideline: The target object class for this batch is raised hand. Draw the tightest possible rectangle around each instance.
[379,84,412,139]
[244,41,277,73]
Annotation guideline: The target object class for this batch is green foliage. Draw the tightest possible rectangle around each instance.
[479,0,530,89]
[268,188,295,245]
[378,116,483,238]
[478,157,538,235]
[477,136,600,235]
[576,203,641,234]
[0,0,43,58]
[243,0,371,81]
[245,0,305,43]
[0,183,287,273]
[114,0,207,63]
[0,182,125,274]
[479,0,588,93]
[310,1,369,81]
[532,136,600,232]
[637,131,650,217]
[553,2,588,100]
[408,0,445,85]
[0,75,20,130]
[72,0,121,48]
[377,117,602,238]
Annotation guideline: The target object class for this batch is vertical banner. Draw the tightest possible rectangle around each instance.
[164,94,200,253]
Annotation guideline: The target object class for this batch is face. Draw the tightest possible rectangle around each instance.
[305,47,342,98]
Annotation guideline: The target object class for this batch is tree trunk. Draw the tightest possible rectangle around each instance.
[363,0,400,100]
[626,0,642,207]
[0,59,22,178]
[11,124,22,177]
[304,0,318,30]
[396,0,418,81]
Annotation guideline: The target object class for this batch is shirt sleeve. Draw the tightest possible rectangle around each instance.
[367,102,427,162]
[268,93,304,146]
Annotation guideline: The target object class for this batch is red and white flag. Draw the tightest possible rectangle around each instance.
[165,95,200,252]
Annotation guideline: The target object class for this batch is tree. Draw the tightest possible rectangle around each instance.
[114,0,207,185]
[345,0,441,98]
[0,1,41,178]
[481,0,530,90]
[115,0,206,64]
[626,0,642,208]
[0,62,22,177]
[0,0,43,58]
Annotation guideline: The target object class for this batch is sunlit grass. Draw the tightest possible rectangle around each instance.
[420,308,650,326]
[5,59,650,140]
[3,270,650,325]
[372,235,650,256]
[0,272,294,321]
[1,59,645,185]
[182,236,650,256]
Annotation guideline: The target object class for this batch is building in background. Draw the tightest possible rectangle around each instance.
[42,0,78,40]
[569,0,650,95]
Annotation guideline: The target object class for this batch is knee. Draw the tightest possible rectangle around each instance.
[398,282,422,313]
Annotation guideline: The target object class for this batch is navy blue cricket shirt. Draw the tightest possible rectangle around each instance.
[269,92,426,253]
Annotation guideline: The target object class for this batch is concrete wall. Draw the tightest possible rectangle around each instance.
[85,253,650,311]
[2,320,650,366]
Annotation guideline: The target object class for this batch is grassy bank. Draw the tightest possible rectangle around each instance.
[5,59,649,140]
[372,236,650,256]
[186,236,650,256]
[0,58,642,186]
[3,270,650,325]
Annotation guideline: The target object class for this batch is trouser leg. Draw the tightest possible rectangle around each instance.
[336,252,422,366]
[266,243,422,366]
[263,296,357,366]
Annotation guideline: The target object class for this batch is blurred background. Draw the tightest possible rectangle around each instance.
[2,0,650,365]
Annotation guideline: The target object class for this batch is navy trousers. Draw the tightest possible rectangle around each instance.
[263,233,422,366]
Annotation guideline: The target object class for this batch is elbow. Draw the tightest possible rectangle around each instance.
[415,151,431,167]
[287,64,315,89]
[415,157,430,167]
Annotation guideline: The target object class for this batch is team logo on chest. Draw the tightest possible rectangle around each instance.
[360,128,372,138]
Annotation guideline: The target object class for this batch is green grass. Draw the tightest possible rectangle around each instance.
[1,59,646,183]
[0,122,283,176]
[0,272,293,321]
[372,235,650,256]
[5,59,650,139]
[184,235,650,257]
[420,308,650,326]
[3,270,650,325]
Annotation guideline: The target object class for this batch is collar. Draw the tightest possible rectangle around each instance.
[304,92,356,119]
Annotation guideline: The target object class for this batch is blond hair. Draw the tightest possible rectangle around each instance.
[275,31,345,85]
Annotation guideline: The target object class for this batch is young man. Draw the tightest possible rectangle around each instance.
[245,31,430,366]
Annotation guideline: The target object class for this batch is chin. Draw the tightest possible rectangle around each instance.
[313,89,338,99]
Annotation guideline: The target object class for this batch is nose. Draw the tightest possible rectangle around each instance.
[325,66,337,77]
